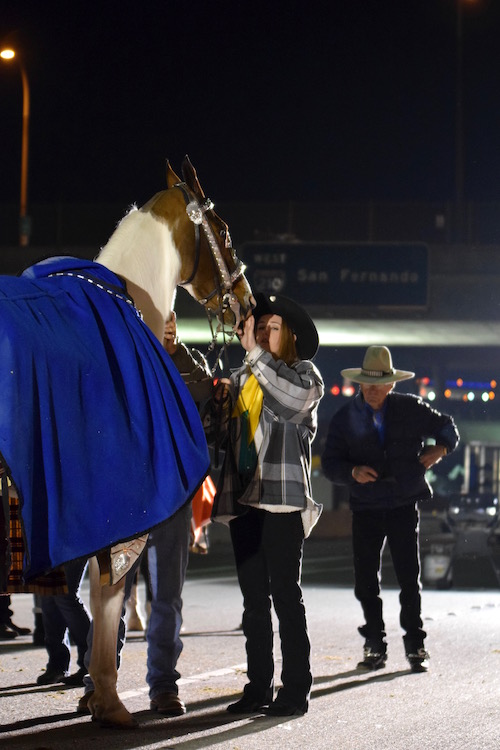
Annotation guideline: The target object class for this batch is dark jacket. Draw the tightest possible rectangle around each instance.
[321,391,460,511]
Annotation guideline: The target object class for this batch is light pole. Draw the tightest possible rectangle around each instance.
[1,46,31,247]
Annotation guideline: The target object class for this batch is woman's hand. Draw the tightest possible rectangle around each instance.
[239,315,256,352]
[214,378,231,402]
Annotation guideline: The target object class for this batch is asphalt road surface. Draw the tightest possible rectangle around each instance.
[1,532,499,750]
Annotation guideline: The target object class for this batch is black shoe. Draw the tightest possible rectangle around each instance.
[227,694,269,714]
[62,667,88,687]
[6,620,31,636]
[357,647,387,671]
[37,668,67,685]
[407,648,430,673]
[0,623,17,640]
[263,698,308,717]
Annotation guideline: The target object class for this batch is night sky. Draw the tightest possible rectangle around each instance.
[1,0,500,209]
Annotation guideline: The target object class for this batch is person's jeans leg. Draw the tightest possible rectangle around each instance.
[40,594,70,672]
[265,511,311,707]
[352,510,387,645]
[230,509,274,702]
[146,501,191,699]
[55,559,91,669]
[386,504,426,650]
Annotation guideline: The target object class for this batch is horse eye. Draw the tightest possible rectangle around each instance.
[219,229,226,239]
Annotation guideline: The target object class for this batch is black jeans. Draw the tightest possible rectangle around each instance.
[352,503,426,652]
[230,507,311,707]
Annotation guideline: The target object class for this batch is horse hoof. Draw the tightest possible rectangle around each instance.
[88,696,137,729]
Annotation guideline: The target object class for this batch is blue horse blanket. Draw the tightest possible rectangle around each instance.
[0,256,210,580]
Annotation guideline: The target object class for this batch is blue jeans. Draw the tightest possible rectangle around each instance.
[40,558,90,672]
[83,502,191,696]
[146,501,191,699]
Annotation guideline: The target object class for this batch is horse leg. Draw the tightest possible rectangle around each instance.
[87,556,136,728]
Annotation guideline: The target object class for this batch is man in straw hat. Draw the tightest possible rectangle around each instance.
[321,345,459,673]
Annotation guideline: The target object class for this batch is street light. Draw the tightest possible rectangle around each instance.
[1,46,31,247]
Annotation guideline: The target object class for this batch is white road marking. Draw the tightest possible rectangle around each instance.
[118,663,247,700]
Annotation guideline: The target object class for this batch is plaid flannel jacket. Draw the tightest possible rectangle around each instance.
[212,345,324,537]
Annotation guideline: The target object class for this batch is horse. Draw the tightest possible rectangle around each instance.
[0,156,254,728]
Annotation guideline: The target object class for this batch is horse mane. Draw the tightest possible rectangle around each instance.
[96,204,181,326]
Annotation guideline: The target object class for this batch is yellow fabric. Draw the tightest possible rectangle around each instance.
[232,374,263,444]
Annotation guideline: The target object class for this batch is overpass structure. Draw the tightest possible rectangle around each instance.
[177,241,500,349]
[0,242,497,348]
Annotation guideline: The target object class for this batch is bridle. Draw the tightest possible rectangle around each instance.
[174,182,248,368]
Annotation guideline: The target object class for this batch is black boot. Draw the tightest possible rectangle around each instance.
[403,635,429,673]
[357,627,387,670]
[406,647,430,673]
[357,643,387,670]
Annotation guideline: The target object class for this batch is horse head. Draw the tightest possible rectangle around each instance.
[158,156,254,332]
[100,158,254,342]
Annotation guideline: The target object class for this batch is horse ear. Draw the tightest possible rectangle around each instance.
[181,155,206,199]
[166,160,182,188]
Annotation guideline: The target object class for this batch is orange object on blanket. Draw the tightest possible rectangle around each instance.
[191,476,216,546]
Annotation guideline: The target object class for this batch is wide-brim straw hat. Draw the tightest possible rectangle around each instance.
[252,292,319,359]
[341,345,414,384]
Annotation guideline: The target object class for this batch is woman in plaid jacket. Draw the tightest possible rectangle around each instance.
[212,293,324,717]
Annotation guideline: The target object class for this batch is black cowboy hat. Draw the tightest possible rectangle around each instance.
[252,292,319,360]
